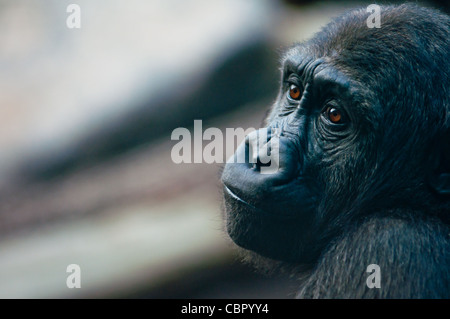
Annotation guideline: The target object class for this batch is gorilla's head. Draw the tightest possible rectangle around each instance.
[221,4,450,265]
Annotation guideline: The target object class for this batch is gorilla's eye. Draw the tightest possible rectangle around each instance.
[323,106,347,124]
[327,107,342,123]
[288,84,301,100]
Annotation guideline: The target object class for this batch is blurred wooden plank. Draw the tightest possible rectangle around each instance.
[0,187,231,298]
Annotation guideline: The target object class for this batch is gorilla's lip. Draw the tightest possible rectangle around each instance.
[224,185,259,211]
[223,185,299,219]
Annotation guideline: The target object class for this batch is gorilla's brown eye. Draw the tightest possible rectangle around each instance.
[289,84,301,100]
[325,106,343,124]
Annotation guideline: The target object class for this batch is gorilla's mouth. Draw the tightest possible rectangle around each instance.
[224,185,258,211]
[223,185,301,220]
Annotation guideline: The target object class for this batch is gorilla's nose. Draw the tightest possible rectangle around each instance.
[246,127,280,173]
[221,127,301,205]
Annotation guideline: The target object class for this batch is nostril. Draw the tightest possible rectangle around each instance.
[246,127,276,171]
[255,154,272,170]
[251,157,272,172]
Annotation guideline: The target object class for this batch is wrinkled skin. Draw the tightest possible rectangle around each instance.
[221,4,450,298]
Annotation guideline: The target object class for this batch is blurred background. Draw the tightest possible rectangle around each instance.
[0,0,447,298]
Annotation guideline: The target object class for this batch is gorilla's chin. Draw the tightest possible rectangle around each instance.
[224,186,313,263]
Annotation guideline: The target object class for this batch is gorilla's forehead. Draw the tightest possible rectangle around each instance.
[282,46,357,92]
[281,45,308,67]
[282,44,339,76]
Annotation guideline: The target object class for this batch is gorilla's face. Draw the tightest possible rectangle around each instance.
[222,58,370,263]
[221,6,450,264]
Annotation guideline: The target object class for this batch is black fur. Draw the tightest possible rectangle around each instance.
[222,4,449,298]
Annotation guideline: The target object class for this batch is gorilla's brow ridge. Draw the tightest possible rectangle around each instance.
[282,55,325,86]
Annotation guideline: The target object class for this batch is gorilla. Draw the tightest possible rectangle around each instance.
[221,4,449,298]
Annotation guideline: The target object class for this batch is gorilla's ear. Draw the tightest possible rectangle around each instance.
[429,130,450,195]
